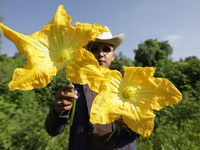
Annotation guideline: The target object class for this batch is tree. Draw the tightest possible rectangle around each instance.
[134,39,173,67]
[183,56,198,62]
[110,52,134,75]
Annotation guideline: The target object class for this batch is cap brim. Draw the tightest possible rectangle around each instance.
[84,33,125,51]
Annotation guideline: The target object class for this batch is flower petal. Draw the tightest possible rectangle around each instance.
[122,105,155,137]
[150,78,182,110]
[90,85,122,124]
[8,62,57,90]
[123,66,156,88]
[90,70,123,122]
[66,53,122,93]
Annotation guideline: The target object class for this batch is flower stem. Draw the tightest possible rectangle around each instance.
[107,125,120,141]
[68,81,76,127]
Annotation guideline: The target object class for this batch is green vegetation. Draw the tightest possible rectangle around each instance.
[0,38,199,149]
[0,54,70,149]
[134,39,200,150]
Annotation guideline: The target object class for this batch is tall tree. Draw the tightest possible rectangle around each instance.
[134,39,173,67]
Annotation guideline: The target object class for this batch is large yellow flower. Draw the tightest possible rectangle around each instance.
[0,5,109,90]
[90,66,182,137]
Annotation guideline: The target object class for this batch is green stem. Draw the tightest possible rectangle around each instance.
[68,81,76,127]
[107,125,118,142]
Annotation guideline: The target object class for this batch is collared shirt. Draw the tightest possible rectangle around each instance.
[45,84,139,150]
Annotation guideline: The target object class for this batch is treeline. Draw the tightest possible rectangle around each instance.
[0,39,200,149]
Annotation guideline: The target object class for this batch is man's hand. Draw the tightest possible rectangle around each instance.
[115,118,129,130]
[54,84,78,115]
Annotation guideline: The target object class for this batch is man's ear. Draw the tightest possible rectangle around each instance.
[111,52,115,61]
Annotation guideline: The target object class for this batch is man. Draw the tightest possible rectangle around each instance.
[45,27,139,150]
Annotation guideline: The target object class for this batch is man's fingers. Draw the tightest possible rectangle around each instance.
[61,91,78,99]
[62,99,74,106]
[54,84,78,115]
[57,84,74,93]
[54,103,73,114]
[55,85,78,101]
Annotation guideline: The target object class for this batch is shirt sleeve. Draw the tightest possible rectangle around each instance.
[45,105,71,136]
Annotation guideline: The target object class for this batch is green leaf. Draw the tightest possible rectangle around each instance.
[0,112,7,119]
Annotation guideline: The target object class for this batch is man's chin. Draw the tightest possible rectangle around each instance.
[99,61,104,65]
[99,64,108,68]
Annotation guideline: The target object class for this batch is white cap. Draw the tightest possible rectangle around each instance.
[85,26,125,51]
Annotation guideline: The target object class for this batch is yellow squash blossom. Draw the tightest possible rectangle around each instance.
[90,66,182,137]
[0,5,109,90]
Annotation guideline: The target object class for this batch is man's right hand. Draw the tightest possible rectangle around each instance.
[54,84,78,115]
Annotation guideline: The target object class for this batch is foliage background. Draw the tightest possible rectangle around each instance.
[0,30,199,150]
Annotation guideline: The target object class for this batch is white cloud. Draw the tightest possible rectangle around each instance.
[164,35,181,41]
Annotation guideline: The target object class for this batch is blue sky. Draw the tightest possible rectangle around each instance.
[0,0,200,61]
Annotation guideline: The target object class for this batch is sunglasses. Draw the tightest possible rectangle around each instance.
[89,45,113,53]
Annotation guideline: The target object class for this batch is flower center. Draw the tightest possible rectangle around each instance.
[123,89,131,98]
[60,56,64,62]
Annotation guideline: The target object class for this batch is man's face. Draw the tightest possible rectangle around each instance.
[88,42,115,68]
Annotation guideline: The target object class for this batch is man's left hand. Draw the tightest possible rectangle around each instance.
[115,118,129,130]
